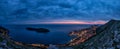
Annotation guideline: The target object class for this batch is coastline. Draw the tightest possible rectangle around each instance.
[0,25,98,49]
[0,26,48,49]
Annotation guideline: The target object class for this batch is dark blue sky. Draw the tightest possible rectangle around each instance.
[0,0,120,24]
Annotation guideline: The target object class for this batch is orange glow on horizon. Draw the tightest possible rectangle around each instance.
[40,21,107,24]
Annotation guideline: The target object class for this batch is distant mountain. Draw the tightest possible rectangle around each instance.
[74,20,120,49]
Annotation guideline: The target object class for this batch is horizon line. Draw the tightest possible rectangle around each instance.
[0,20,108,25]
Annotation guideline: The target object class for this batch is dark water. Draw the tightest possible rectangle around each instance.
[2,24,92,45]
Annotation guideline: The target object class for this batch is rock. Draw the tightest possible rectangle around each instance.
[26,27,50,33]
[0,26,9,33]
[48,44,58,49]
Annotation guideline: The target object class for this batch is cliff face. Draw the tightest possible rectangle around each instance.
[74,20,120,49]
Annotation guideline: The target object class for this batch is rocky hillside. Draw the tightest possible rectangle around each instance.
[73,20,120,49]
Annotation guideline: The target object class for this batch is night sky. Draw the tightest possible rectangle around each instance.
[0,0,120,24]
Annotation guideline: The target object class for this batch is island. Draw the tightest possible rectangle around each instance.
[26,27,50,33]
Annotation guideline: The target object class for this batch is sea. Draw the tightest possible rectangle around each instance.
[2,24,93,45]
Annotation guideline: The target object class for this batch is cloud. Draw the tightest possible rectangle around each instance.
[0,0,120,24]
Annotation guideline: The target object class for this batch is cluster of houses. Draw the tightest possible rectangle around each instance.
[68,25,98,46]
